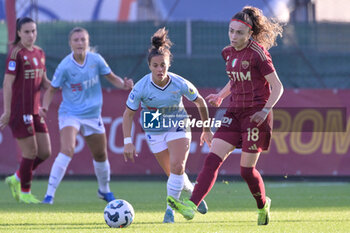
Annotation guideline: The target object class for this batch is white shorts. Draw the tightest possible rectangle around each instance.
[58,115,105,136]
[145,131,191,154]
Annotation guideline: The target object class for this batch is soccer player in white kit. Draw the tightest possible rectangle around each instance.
[39,27,133,204]
[122,28,213,223]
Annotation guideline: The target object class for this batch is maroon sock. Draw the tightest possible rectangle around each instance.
[190,153,223,206]
[240,166,266,209]
[32,157,44,171]
[19,158,34,193]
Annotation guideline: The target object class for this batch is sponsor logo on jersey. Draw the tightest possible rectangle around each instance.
[8,61,16,71]
[24,60,31,66]
[241,60,249,69]
[71,83,83,92]
[226,71,251,82]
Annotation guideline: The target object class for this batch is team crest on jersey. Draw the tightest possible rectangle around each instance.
[241,61,249,69]
[24,56,28,60]
[8,61,16,71]
[241,60,249,69]
[232,58,238,68]
[33,57,38,66]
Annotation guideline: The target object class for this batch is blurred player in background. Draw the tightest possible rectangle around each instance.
[39,27,133,204]
[123,28,212,223]
[167,6,284,225]
[1,17,51,204]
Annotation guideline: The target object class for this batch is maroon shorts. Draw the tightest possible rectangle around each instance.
[9,114,48,139]
[214,107,273,153]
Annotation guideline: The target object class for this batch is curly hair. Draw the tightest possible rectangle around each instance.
[232,6,283,50]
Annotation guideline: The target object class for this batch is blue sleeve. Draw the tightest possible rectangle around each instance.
[181,79,199,101]
[97,54,112,76]
[51,62,66,88]
[126,82,142,111]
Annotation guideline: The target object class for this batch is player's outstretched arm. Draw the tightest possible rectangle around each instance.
[0,74,15,130]
[205,80,231,107]
[104,72,134,90]
[39,85,58,118]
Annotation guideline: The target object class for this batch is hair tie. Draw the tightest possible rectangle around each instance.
[231,19,252,29]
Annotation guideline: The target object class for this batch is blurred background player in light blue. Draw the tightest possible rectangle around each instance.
[122,28,212,223]
[39,27,133,204]
[1,17,52,204]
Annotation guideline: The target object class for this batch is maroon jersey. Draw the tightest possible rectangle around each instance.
[5,44,46,118]
[222,40,275,110]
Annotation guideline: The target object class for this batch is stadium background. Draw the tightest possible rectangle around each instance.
[0,0,349,178]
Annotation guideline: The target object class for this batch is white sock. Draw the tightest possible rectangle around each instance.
[182,172,194,194]
[14,173,20,181]
[93,160,111,193]
[46,153,71,197]
[167,173,184,200]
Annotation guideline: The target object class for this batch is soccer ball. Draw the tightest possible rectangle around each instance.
[104,199,135,228]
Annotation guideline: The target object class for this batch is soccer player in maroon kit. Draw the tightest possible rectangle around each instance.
[167,6,284,225]
[0,17,51,203]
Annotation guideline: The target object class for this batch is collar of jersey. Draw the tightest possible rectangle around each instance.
[150,74,172,91]
[70,52,88,68]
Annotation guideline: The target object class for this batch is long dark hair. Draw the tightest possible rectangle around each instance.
[147,27,173,64]
[232,6,283,50]
[13,17,35,45]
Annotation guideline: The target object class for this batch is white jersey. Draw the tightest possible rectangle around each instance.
[126,72,199,134]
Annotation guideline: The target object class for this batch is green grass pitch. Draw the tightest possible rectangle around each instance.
[0,179,350,232]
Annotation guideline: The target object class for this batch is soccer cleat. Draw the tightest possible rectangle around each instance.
[197,199,208,214]
[167,196,196,220]
[258,196,271,225]
[42,195,54,204]
[19,193,41,204]
[5,175,20,202]
[97,190,116,203]
[163,209,175,223]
